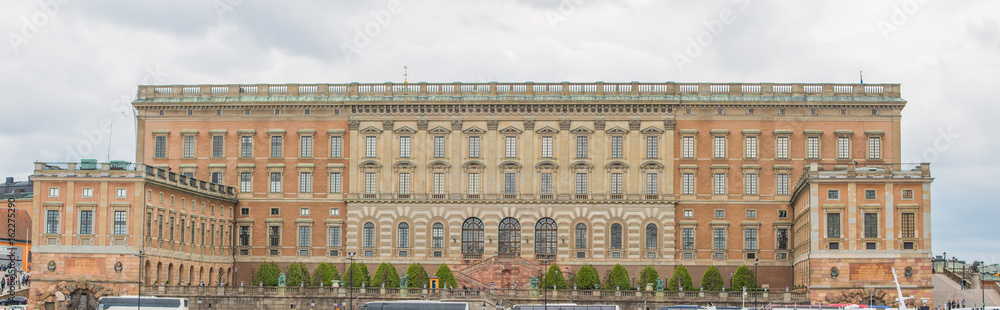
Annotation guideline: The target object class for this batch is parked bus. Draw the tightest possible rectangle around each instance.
[361,301,470,310]
[97,296,189,310]
[513,304,619,310]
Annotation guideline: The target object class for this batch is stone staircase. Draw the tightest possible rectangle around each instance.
[457,256,543,290]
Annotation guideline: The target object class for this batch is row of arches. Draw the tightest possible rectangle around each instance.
[146,260,231,286]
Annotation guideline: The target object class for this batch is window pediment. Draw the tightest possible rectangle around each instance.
[640,126,664,134]
[463,126,486,134]
[498,161,523,171]
[393,126,417,134]
[570,161,594,171]
[570,127,594,134]
[462,160,485,171]
[360,126,383,134]
[605,161,629,171]
[359,160,382,171]
[535,161,559,171]
[393,160,416,172]
[428,126,452,134]
[640,161,664,171]
[499,126,523,135]
[428,160,451,170]
[605,126,629,135]
[535,126,559,135]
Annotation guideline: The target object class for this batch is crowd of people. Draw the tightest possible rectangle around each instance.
[0,269,28,293]
[940,298,966,310]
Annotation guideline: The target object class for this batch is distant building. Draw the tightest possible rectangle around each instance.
[1,176,32,195]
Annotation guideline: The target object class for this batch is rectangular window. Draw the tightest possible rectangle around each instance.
[240,172,252,193]
[328,226,341,247]
[682,136,695,158]
[79,210,93,235]
[398,173,411,194]
[433,173,445,194]
[211,172,223,184]
[433,136,445,158]
[504,173,517,194]
[300,136,313,158]
[713,228,726,250]
[776,174,789,195]
[269,172,282,193]
[744,173,758,195]
[330,208,339,216]
[212,135,224,157]
[864,212,879,238]
[778,210,788,218]
[298,226,311,247]
[239,226,250,246]
[269,226,280,247]
[745,136,758,159]
[866,190,876,199]
[82,188,93,198]
[49,187,59,197]
[682,228,694,250]
[713,173,726,195]
[610,173,623,194]
[240,136,253,157]
[828,190,839,200]
[468,173,480,194]
[901,213,915,238]
[329,173,342,193]
[157,215,163,239]
[714,136,726,158]
[168,216,174,240]
[682,173,694,195]
[183,135,195,158]
[776,228,789,250]
[869,136,882,159]
[902,189,914,199]
[330,136,343,158]
[746,210,757,218]
[469,136,480,158]
[646,173,658,194]
[541,136,553,158]
[838,136,850,159]
[646,136,658,158]
[113,211,127,235]
[575,173,588,194]
[364,172,377,194]
[745,228,757,250]
[299,172,312,193]
[684,210,693,218]
[399,136,411,158]
[270,135,283,157]
[610,136,623,158]
[116,188,127,198]
[540,173,553,195]
[827,213,841,238]
[365,136,377,158]
[155,136,167,158]
[241,208,249,216]
[576,136,588,158]
[715,209,725,218]
[46,210,59,234]
[776,136,789,159]
[807,137,820,159]
[505,136,517,158]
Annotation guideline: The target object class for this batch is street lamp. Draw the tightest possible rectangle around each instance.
[347,252,357,310]
[197,297,203,310]
[311,299,316,310]
[542,258,550,310]
[754,258,759,309]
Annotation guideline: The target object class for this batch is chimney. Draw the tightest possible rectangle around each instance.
[4,177,12,185]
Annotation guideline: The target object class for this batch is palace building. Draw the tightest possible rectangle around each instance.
[30,81,933,306]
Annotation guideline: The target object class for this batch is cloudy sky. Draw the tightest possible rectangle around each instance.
[2,1,997,262]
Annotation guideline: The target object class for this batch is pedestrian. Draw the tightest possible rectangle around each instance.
[962,299,966,308]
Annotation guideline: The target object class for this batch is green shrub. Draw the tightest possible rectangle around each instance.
[668,265,694,291]
[344,262,371,287]
[371,263,401,288]
[313,263,340,287]
[637,266,660,289]
[405,263,430,288]
[574,265,601,290]
[731,265,757,290]
[543,265,568,289]
[699,266,724,291]
[603,264,631,290]
[251,262,280,286]
[286,263,311,287]
[434,264,458,289]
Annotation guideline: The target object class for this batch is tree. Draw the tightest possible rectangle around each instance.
[405,263,430,288]
[603,264,631,290]
[251,262,280,286]
[731,265,757,290]
[699,266,725,291]
[435,264,458,289]
[313,263,340,287]
[344,262,371,287]
[286,263,312,287]
[637,266,660,289]
[574,265,601,290]
[543,265,568,290]
[668,265,694,291]
[371,263,401,288]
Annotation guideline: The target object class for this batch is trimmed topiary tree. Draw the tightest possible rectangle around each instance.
[699,266,724,291]
[637,266,660,289]
[252,262,281,286]
[603,264,632,290]
[435,264,458,289]
[574,265,601,290]
[668,265,695,291]
[344,262,371,287]
[405,263,430,288]
[731,265,757,290]
[312,263,340,287]
[371,263,401,288]
[543,265,568,289]
[286,263,312,287]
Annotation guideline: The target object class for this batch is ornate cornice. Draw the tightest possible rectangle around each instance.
[417,120,429,131]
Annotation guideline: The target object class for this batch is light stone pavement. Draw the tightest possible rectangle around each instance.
[933,274,1000,309]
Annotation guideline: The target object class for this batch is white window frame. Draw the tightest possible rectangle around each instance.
[610,173,623,194]
[645,173,658,194]
[745,136,758,159]
[468,173,480,194]
[269,172,282,193]
[364,172,377,194]
[329,173,342,193]
[575,173,588,194]
[776,174,789,195]
[681,136,695,159]
[116,188,127,198]
[610,136,623,158]
[646,136,658,158]
[681,173,694,195]
[330,136,343,158]
[240,172,252,193]
[776,136,789,159]
[365,136,377,158]
[541,136,553,158]
[837,136,850,159]
[576,136,588,159]
[744,173,758,195]
[713,136,726,158]
[807,136,820,159]
[300,135,313,158]
[398,173,411,194]
[505,136,517,158]
[399,136,411,158]
[868,136,882,159]
[270,135,283,158]
[49,187,59,197]
[183,135,196,158]
[713,173,726,195]
[299,172,312,193]
[433,136,445,158]
[82,188,93,198]
[469,136,481,158]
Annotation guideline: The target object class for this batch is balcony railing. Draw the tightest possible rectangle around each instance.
[346,192,668,202]
[34,162,235,198]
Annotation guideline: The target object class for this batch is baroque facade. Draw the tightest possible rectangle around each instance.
[29,81,929,305]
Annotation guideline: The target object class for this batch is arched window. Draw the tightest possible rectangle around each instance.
[363,222,375,248]
[432,222,444,248]
[398,222,410,248]
[462,218,484,259]
[498,217,521,257]
[535,218,557,259]
[575,223,587,249]
[646,223,658,249]
[610,223,623,250]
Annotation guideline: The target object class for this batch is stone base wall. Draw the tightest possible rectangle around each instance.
[807,257,933,306]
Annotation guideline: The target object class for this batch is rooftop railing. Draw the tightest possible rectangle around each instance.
[137,82,901,100]
[33,161,236,198]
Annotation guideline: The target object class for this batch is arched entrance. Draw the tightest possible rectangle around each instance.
[498,217,520,257]
[462,217,484,260]
[534,218,557,260]
[68,289,98,310]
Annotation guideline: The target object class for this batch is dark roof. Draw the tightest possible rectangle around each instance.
[0,209,31,243]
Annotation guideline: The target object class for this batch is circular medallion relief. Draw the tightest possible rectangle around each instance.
[114,262,123,273]
[47,261,56,271]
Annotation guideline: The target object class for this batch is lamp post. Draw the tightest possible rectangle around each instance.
[979,262,985,310]
[542,258,550,310]
[347,252,357,310]
[197,297,203,310]
[754,258,759,309]
[311,299,316,310]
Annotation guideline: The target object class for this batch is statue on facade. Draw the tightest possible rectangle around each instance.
[530,276,539,290]
[278,273,287,287]
[400,274,409,288]
[655,278,665,291]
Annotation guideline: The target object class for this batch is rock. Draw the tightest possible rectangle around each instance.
[55,291,66,301]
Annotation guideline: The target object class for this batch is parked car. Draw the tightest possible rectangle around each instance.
[4,305,28,310]
[0,296,27,305]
